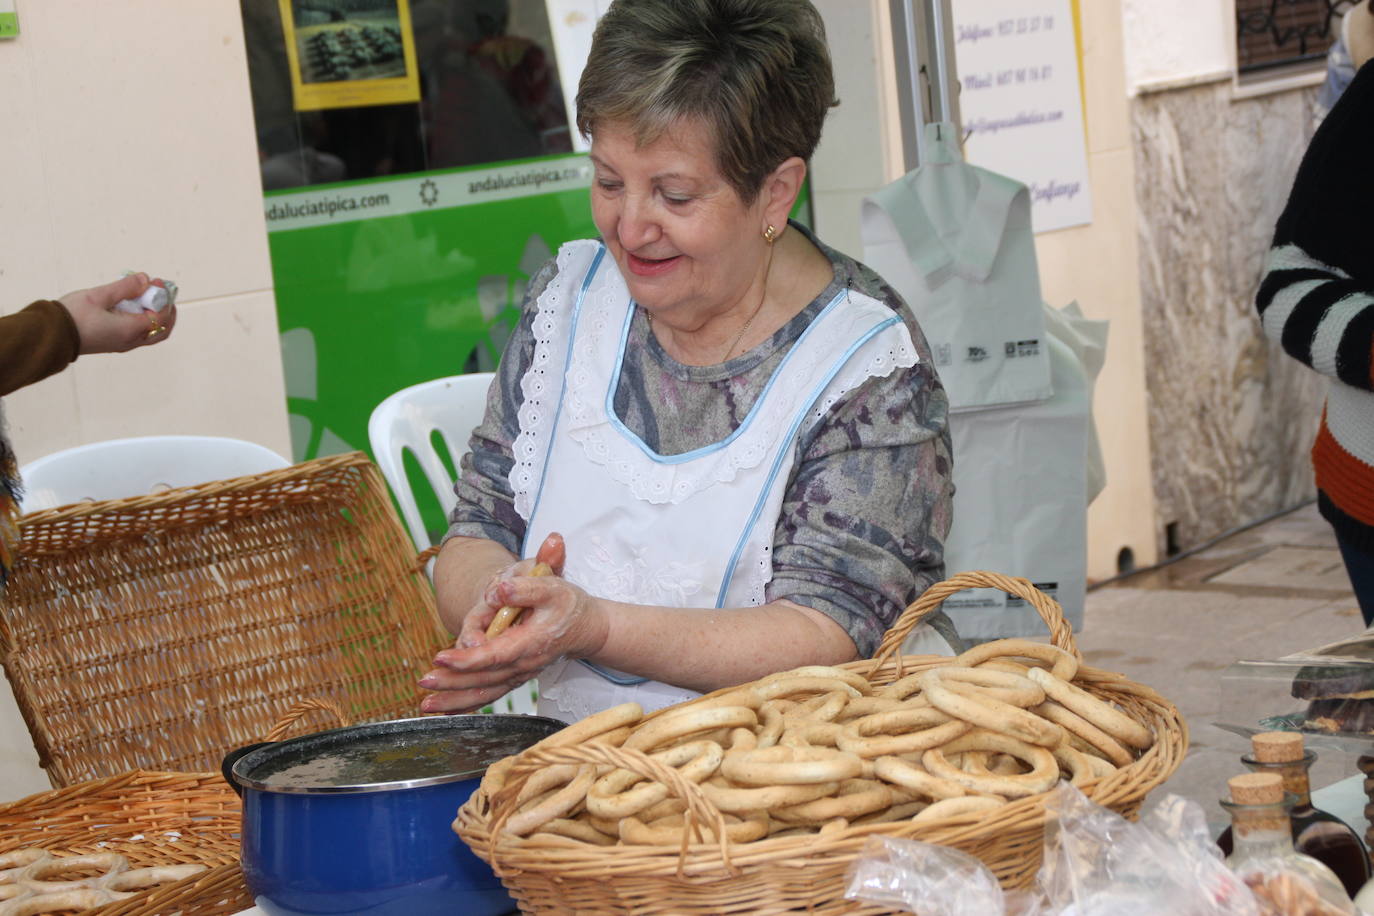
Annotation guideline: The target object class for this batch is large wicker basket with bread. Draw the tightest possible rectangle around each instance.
[455,572,1188,915]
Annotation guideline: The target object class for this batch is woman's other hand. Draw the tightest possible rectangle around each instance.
[419,533,609,713]
[60,273,177,354]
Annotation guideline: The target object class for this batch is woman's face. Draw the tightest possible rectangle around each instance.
[588,119,769,325]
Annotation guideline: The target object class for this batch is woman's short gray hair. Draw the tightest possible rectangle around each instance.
[575,0,836,203]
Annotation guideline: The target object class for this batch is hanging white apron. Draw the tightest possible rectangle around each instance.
[509,240,924,723]
[861,121,1053,414]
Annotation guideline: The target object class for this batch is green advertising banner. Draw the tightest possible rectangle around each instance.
[266,153,597,539]
[265,151,809,541]
[267,152,595,458]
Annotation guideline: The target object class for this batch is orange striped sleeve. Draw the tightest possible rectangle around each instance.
[1313,415,1374,527]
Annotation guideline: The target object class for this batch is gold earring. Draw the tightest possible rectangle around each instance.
[763,224,778,244]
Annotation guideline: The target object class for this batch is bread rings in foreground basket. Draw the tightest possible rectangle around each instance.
[476,642,1159,847]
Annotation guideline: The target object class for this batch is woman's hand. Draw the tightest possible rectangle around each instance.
[418,533,610,714]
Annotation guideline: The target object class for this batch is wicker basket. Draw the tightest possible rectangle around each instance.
[455,571,1189,915]
[0,452,448,787]
[0,702,358,915]
[0,769,250,915]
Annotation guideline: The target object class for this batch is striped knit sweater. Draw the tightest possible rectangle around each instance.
[1257,60,1374,553]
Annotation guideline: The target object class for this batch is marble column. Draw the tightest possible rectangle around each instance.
[1132,80,1327,554]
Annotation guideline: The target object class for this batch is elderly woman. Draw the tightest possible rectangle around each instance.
[420,0,954,721]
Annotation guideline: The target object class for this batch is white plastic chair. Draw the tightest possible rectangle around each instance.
[367,373,495,553]
[368,373,539,716]
[19,435,291,513]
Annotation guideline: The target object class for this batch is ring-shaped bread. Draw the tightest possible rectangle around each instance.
[0,889,111,916]
[533,817,618,846]
[503,765,596,836]
[624,705,758,753]
[1033,699,1134,767]
[720,745,862,786]
[796,690,850,723]
[1050,743,1102,788]
[871,755,968,800]
[1027,667,1153,750]
[836,711,971,758]
[955,638,1079,681]
[699,778,840,813]
[620,810,769,845]
[837,696,906,721]
[771,778,894,823]
[911,795,1006,823]
[921,729,1060,798]
[21,853,127,895]
[760,666,872,695]
[753,677,863,702]
[483,702,642,794]
[925,667,1046,708]
[778,720,844,749]
[0,851,49,877]
[586,740,723,819]
[102,865,207,898]
[921,668,1062,747]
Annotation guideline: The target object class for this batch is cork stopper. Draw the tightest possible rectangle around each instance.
[1251,731,1304,763]
[1230,772,1284,805]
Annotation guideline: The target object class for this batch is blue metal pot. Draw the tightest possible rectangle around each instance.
[226,714,565,916]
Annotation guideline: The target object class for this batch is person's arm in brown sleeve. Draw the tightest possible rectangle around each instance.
[0,301,80,397]
[0,273,177,398]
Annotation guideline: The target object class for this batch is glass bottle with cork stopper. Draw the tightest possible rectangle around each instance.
[1216,731,1370,897]
[1219,771,1354,911]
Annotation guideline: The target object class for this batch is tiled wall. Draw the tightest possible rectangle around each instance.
[0,1,290,798]
[0,2,291,465]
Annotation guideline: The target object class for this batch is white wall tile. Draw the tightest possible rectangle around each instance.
[8,2,272,301]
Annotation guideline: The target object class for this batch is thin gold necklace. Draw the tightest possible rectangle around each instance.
[642,244,775,363]
[719,293,767,362]
[721,241,777,362]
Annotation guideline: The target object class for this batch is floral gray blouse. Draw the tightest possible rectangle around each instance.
[446,222,955,657]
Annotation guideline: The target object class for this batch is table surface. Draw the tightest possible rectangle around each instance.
[1313,772,1371,837]
[225,778,1372,916]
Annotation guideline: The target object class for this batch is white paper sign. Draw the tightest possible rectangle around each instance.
[952,0,1091,233]
[545,0,615,152]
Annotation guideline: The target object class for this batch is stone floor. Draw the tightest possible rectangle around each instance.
[1078,500,1367,834]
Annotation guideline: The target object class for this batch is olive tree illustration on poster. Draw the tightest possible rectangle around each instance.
[277,0,420,110]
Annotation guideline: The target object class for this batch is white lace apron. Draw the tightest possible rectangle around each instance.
[511,240,922,723]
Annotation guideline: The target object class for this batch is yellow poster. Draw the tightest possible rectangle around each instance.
[278,0,420,111]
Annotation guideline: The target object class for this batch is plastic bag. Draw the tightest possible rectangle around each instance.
[843,784,1366,914]
[843,785,1257,915]
[843,835,1012,916]
[1038,784,1259,915]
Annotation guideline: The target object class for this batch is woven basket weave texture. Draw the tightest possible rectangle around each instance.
[0,769,250,915]
[456,571,1189,915]
[0,452,447,787]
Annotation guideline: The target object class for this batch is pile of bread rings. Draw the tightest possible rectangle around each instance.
[0,848,205,916]
[475,639,1156,847]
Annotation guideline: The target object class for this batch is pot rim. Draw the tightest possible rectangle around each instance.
[230,713,566,796]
